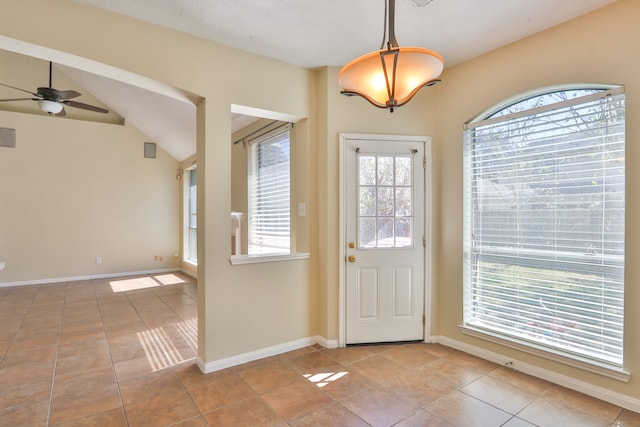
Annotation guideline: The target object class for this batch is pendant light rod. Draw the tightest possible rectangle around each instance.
[387,0,398,48]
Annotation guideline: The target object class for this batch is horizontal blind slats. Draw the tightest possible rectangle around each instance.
[463,88,625,365]
[248,127,291,255]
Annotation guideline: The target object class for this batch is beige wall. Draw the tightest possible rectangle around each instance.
[0,0,314,364]
[432,0,640,400]
[0,109,180,284]
[314,0,640,403]
[2,0,640,405]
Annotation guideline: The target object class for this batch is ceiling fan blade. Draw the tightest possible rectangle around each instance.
[56,90,82,100]
[0,98,36,102]
[0,82,39,98]
[55,107,67,117]
[37,87,81,101]
[62,100,109,114]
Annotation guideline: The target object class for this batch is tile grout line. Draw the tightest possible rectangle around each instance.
[46,283,66,427]
[92,277,132,427]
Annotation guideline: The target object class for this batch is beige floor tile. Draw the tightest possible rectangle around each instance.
[53,366,116,396]
[617,409,640,427]
[290,402,369,426]
[113,355,159,380]
[444,350,499,372]
[287,350,347,374]
[0,274,638,427]
[340,388,421,427]
[50,382,122,425]
[57,336,109,359]
[313,370,375,401]
[0,399,50,427]
[0,379,53,409]
[274,346,317,362]
[461,374,538,414]
[118,369,187,405]
[488,366,553,394]
[0,344,58,369]
[59,327,106,346]
[168,415,209,427]
[518,396,611,427]
[55,348,112,377]
[124,388,200,427]
[502,417,538,427]
[322,346,377,365]
[203,396,286,427]
[378,370,455,406]
[8,332,60,352]
[380,343,440,369]
[238,359,304,394]
[416,358,484,388]
[426,390,512,427]
[395,408,455,427]
[543,385,621,422]
[262,380,335,421]
[349,354,408,384]
[51,408,128,427]
[0,359,56,387]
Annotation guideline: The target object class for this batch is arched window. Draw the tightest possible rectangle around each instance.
[462,86,626,373]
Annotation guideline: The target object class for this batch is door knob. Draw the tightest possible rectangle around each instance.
[348,241,355,249]
[348,255,356,263]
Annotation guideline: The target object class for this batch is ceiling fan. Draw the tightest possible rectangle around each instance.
[0,61,108,116]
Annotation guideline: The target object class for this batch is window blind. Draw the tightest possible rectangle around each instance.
[463,87,625,366]
[247,125,291,255]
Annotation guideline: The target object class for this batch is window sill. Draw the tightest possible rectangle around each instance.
[229,252,310,265]
[182,259,198,267]
[460,325,630,382]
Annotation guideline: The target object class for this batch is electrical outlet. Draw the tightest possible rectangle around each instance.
[0,261,5,270]
[95,257,102,265]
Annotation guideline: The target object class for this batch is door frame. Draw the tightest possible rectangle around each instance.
[338,133,433,348]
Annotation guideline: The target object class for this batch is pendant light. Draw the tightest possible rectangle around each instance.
[338,0,443,112]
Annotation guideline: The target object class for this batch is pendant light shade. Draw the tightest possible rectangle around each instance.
[338,0,444,112]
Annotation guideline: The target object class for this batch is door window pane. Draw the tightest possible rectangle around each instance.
[357,153,414,249]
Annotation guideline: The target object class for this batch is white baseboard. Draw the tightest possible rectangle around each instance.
[433,335,640,413]
[180,268,197,279]
[197,335,333,374]
[0,268,182,288]
[316,336,339,349]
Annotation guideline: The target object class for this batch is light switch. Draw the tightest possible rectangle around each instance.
[298,202,306,217]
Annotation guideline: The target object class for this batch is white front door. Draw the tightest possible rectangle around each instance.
[343,134,427,344]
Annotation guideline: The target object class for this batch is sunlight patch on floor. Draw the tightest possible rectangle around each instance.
[109,273,186,292]
[303,371,349,388]
[175,318,198,352]
[137,321,196,371]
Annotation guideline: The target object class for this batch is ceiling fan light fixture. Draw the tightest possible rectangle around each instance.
[38,99,63,114]
[338,0,444,112]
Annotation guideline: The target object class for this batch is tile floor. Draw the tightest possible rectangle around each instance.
[0,272,639,426]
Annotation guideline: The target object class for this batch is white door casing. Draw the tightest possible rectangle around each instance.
[339,133,431,345]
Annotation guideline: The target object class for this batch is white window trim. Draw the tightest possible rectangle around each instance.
[463,85,626,377]
[229,252,309,265]
[460,325,630,382]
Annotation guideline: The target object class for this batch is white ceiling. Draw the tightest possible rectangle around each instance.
[72,0,617,69]
[2,0,618,161]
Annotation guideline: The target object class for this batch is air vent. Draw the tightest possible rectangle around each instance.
[0,128,16,148]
